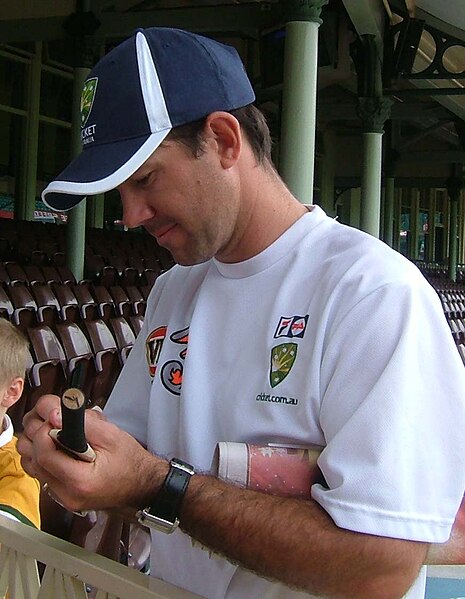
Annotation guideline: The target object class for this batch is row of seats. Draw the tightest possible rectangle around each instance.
[9,315,143,433]
[1,257,163,289]
[0,261,76,286]
[0,218,174,271]
[420,270,465,362]
[0,281,148,332]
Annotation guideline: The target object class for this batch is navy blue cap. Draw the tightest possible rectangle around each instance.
[43,27,255,211]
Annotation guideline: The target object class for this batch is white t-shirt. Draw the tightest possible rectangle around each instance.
[105,206,465,599]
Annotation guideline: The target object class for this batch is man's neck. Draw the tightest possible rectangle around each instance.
[216,167,308,264]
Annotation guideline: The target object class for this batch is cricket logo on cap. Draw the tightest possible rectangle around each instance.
[80,77,98,127]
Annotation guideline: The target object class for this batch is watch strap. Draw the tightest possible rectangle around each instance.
[152,459,193,524]
[138,458,194,532]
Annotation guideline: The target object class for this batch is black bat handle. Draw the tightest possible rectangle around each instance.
[57,387,88,454]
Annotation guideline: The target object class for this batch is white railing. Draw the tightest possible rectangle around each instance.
[0,515,202,599]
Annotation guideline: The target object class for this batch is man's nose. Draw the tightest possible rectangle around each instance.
[120,196,155,229]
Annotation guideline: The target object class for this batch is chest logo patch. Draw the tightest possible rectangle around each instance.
[160,327,189,396]
[274,315,309,339]
[270,343,297,388]
[146,326,167,378]
[146,326,189,395]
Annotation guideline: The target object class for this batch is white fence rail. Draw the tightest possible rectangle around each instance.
[0,515,202,599]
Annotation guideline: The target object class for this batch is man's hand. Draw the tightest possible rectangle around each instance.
[18,394,169,514]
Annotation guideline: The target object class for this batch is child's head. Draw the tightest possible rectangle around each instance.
[0,318,28,414]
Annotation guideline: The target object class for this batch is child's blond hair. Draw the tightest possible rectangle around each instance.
[0,318,29,384]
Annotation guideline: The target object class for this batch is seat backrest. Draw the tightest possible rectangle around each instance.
[109,286,131,317]
[27,324,67,364]
[52,283,80,321]
[0,288,13,318]
[57,265,77,285]
[8,284,37,310]
[6,284,38,330]
[23,265,46,285]
[82,319,118,353]
[124,285,146,315]
[30,285,61,326]
[54,321,97,396]
[55,321,93,360]
[0,263,11,286]
[41,265,62,285]
[31,285,61,310]
[129,314,144,336]
[109,316,135,350]
[5,262,28,285]
[91,286,116,321]
[73,282,99,320]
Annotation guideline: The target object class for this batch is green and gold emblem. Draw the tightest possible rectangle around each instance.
[270,343,297,388]
[81,78,98,127]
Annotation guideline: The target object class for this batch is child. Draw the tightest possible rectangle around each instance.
[0,318,40,528]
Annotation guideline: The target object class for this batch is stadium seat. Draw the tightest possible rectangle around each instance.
[26,325,68,416]
[7,284,38,330]
[57,265,77,286]
[54,321,97,403]
[139,285,152,301]
[0,262,11,286]
[41,265,62,285]
[141,268,160,287]
[91,286,116,321]
[23,264,46,285]
[124,285,146,315]
[30,285,61,326]
[52,283,80,322]
[73,282,99,320]
[129,314,144,336]
[81,319,121,407]
[5,262,28,285]
[109,285,132,318]
[0,288,13,320]
[109,316,136,363]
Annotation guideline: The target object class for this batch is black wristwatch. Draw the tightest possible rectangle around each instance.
[137,458,195,533]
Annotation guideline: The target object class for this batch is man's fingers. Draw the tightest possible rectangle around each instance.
[22,394,62,433]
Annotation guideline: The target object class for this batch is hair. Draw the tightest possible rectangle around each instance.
[0,318,28,385]
[167,104,273,165]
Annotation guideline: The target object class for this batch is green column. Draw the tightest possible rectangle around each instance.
[64,6,100,281]
[18,41,42,221]
[447,174,463,282]
[87,193,105,229]
[320,129,335,216]
[355,34,392,238]
[425,189,435,262]
[279,0,328,204]
[349,188,361,229]
[357,96,393,238]
[383,177,395,247]
[66,66,90,282]
[410,189,420,261]
[393,187,401,252]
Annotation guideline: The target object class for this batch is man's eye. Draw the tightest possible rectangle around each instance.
[136,174,151,186]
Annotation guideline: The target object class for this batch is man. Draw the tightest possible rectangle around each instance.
[18,27,465,599]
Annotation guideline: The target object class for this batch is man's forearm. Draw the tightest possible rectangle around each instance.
[179,473,428,599]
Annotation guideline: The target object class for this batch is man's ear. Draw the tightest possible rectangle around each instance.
[1,377,24,408]
[204,111,242,168]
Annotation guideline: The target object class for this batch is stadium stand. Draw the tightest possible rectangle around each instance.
[0,219,169,426]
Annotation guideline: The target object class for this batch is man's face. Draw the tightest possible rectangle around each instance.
[117,138,240,266]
